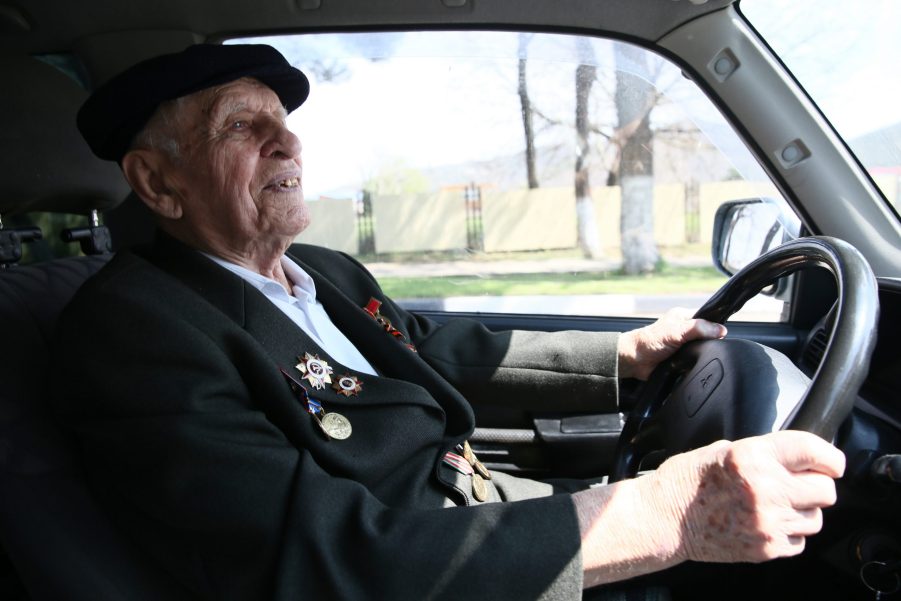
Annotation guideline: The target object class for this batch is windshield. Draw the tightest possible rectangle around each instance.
[741,0,901,213]
[234,32,774,201]
[226,30,792,322]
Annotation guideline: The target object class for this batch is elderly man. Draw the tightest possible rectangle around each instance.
[55,44,844,600]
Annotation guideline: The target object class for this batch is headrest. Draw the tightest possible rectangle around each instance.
[0,56,129,217]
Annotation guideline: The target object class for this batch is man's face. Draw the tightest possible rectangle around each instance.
[161,77,308,254]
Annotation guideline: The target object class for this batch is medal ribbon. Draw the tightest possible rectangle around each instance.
[281,368,318,410]
[442,451,474,475]
[306,397,324,416]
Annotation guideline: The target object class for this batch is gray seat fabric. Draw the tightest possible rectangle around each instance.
[0,256,187,600]
[0,57,186,599]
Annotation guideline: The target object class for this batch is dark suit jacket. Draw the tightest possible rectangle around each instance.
[53,234,621,601]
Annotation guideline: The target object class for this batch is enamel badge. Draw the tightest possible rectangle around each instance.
[296,352,333,390]
[332,374,363,397]
[362,297,417,352]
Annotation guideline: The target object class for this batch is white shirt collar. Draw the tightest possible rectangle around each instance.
[202,253,317,303]
[200,251,377,376]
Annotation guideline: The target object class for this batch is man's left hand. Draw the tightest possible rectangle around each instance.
[617,308,727,380]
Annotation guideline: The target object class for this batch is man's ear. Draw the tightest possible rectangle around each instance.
[121,150,184,220]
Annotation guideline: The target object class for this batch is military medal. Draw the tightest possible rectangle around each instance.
[442,447,491,503]
[320,412,352,440]
[461,440,474,464]
[362,297,417,352]
[462,441,491,480]
[471,473,488,502]
[363,297,391,330]
[473,461,491,480]
[332,374,363,397]
[280,367,352,441]
[296,352,333,390]
[309,402,351,440]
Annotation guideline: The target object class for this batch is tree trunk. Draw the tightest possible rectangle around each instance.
[575,38,601,259]
[517,34,539,190]
[615,46,659,274]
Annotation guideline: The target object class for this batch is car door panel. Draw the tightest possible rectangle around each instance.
[415,309,803,478]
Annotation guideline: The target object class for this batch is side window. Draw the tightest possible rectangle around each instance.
[232,32,793,322]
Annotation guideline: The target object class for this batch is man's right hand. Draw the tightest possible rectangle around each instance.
[574,430,845,589]
[651,430,845,564]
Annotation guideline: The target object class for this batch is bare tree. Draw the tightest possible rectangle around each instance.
[517,33,539,189]
[514,37,677,267]
[574,38,602,259]
[303,59,350,84]
[613,45,659,274]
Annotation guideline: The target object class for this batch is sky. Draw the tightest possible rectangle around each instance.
[742,0,901,140]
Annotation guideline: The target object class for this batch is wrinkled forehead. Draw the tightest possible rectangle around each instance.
[183,77,288,124]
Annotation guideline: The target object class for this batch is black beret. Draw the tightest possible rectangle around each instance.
[77,44,310,162]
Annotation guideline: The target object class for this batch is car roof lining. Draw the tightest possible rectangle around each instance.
[1,0,733,57]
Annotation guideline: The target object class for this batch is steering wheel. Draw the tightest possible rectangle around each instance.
[609,236,879,482]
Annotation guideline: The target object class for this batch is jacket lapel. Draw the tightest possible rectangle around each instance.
[286,249,475,436]
[137,233,451,416]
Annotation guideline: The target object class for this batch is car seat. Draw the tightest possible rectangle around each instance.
[0,55,188,600]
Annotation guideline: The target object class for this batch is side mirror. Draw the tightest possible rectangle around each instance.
[712,198,801,298]
[712,197,801,276]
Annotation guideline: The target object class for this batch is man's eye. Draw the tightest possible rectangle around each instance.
[231,120,249,130]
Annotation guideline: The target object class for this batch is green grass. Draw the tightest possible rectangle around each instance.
[379,265,728,298]
[358,247,586,264]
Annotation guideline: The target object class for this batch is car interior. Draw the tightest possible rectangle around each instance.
[1,1,900,600]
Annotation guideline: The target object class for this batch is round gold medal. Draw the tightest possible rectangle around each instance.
[321,412,352,440]
[471,473,488,502]
[462,440,475,464]
[474,460,491,480]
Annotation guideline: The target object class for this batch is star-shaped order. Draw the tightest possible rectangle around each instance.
[296,353,333,390]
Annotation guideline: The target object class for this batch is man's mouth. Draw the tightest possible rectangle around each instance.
[273,177,300,189]
[264,172,303,192]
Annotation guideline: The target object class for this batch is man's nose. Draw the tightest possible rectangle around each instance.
[260,118,302,160]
